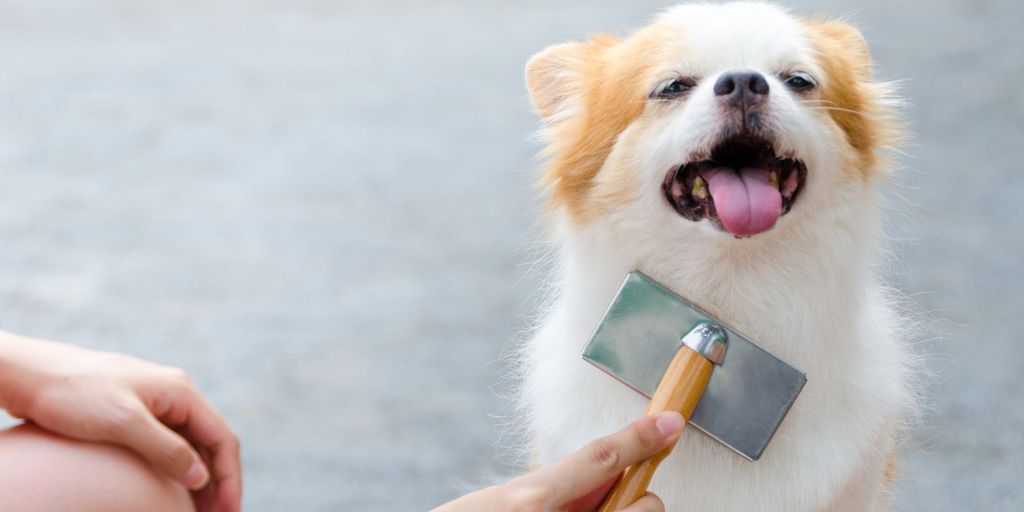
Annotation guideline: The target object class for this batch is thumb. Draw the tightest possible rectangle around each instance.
[119,412,211,490]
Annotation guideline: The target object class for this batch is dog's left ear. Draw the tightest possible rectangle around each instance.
[525,41,591,120]
[806,20,874,81]
[805,19,901,177]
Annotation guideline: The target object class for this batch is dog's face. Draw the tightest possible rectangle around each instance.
[527,2,895,243]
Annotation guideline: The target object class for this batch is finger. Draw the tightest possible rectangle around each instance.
[160,391,242,512]
[564,477,617,512]
[621,492,665,512]
[192,444,242,512]
[530,412,683,505]
[190,443,218,512]
[110,404,210,490]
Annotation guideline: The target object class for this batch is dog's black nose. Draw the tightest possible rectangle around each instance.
[714,71,769,109]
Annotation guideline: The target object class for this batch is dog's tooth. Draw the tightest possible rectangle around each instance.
[692,176,708,199]
[769,171,779,189]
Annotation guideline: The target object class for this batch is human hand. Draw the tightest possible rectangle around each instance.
[433,412,683,512]
[0,331,241,512]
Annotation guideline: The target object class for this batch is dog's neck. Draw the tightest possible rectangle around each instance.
[550,190,879,374]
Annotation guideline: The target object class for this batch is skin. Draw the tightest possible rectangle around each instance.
[433,412,683,512]
[0,329,674,511]
[0,331,242,512]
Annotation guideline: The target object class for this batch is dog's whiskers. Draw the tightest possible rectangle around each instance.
[801,99,868,117]
[804,106,867,117]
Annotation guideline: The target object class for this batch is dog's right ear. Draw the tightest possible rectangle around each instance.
[525,41,590,120]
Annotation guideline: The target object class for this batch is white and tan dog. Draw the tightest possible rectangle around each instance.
[519,3,917,510]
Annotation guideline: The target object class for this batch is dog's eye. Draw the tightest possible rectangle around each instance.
[652,77,697,99]
[782,73,816,92]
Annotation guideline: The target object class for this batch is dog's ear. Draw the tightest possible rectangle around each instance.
[806,20,874,81]
[525,41,590,120]
[805,19,901,177]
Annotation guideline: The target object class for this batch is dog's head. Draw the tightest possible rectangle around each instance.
[526,2,897,244]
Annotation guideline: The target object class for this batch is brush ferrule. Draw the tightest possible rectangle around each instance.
[681,323,729,365]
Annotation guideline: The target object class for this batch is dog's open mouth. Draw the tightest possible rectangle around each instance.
[662,135,807,237]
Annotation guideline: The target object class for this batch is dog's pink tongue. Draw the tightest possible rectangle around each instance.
[702,167,782,236]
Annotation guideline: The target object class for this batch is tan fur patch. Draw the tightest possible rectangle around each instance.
[803,20,899,179]
[884,451,899,484]
[526,27,672,225]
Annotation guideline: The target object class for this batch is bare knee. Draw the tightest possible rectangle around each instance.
[0,423,193,512]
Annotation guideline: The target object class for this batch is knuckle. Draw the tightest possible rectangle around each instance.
[165,367,194,387]
[588,438,621,472]
[226,430,241,453]
[165,440,194,467]
[103,398,143,436]
[631,422,658,451]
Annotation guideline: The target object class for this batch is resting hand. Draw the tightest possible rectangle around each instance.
[433,411,683,512]
[0,331,241,512]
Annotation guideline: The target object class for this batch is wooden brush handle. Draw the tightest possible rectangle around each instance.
[597,346,714,512]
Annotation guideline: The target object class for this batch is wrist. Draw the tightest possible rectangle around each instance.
[0,331,47,418]
[0,331,19,412]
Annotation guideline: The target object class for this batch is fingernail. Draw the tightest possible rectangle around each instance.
[654,412,684,438]
[184,460,210,490]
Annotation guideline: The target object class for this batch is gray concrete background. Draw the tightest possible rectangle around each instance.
[0,0,1020,510]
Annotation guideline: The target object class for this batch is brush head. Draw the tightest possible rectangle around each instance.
[582,271,807,461]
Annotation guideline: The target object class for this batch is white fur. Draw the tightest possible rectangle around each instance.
[519,3,916,511]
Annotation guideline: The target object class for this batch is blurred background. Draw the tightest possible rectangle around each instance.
[0,0,1020,510]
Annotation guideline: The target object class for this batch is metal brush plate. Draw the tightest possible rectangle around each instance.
[582,271,807,461]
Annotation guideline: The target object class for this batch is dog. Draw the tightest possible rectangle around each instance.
[519,3,917,510]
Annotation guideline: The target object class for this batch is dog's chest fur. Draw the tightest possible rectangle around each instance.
[521,208,910,511]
